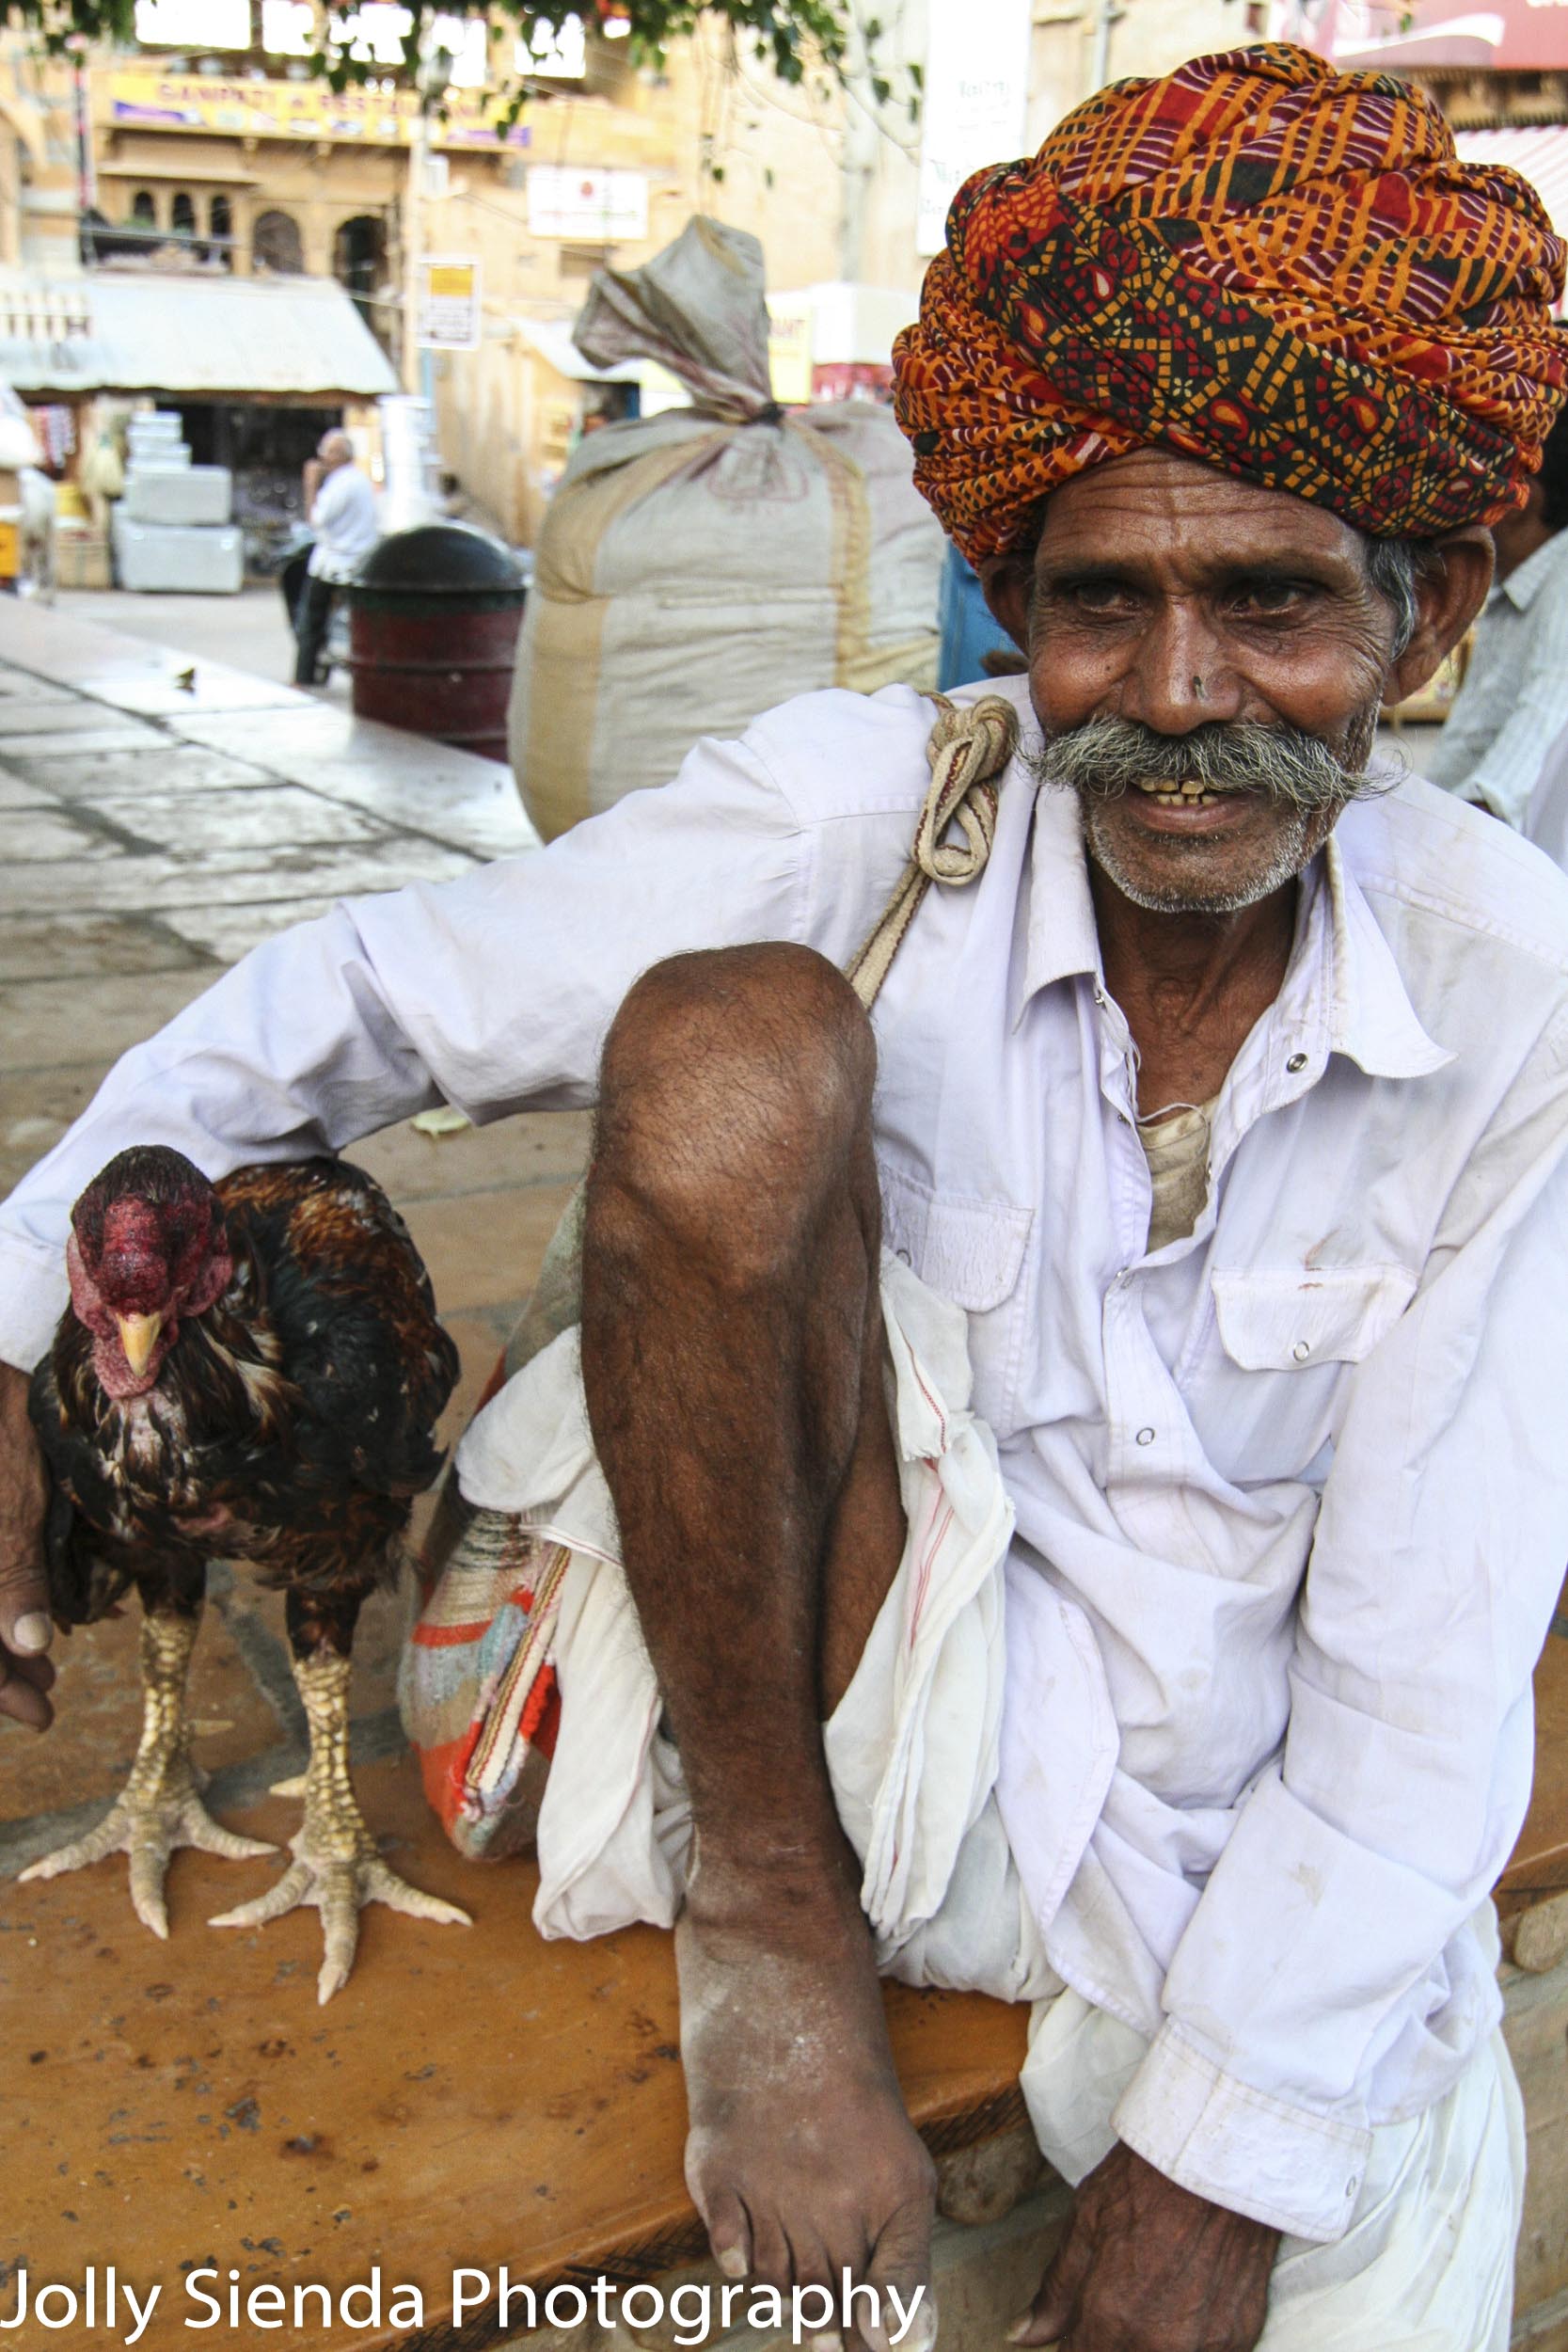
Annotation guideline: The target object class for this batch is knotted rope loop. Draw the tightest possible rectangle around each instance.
[846,691,1021,1009]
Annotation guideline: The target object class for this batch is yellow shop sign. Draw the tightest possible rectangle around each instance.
[104,70,533,150]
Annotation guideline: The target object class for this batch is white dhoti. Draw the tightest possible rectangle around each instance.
[454,1255,1525,2351]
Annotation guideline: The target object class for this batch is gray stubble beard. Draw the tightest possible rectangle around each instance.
[1032,706,1384,915]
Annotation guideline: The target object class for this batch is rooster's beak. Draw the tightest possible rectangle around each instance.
[116,1311,164,1376]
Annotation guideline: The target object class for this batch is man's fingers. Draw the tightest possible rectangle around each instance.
[0,1650,55,1730]
[0,1359,53,1652]
[0,1359,56,1728]
[1007,2223,1091,2348]
[3,1604,51,1653]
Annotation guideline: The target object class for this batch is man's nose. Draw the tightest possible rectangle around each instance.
[1119,604,1239,734]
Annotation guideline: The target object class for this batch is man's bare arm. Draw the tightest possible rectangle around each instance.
[0,1362,55,1729]
[1011,2144,1278,2352]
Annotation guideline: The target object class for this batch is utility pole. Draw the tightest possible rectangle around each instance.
[401,101,427,393]
[1090,0,1124,92]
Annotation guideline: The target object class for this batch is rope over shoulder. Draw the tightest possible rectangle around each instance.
[845,691,1021,1009]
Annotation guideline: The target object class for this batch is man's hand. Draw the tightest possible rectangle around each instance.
[1010,2143,1279,2352]
[0,1360,55,1730]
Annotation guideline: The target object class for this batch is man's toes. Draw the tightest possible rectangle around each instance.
[791,2248,844,2351]
[863,2201,936,2352]
[752,2228,796,2293]
[686,2156,752,2280]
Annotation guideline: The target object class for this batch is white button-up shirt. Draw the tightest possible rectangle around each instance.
[307,462,379,584]
[5,676,1568,2244]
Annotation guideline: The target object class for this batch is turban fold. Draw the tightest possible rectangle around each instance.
[893,43,1568,563]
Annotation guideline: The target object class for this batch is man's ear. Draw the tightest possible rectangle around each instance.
[977,554,1033,651]
[1384,528,1493,707]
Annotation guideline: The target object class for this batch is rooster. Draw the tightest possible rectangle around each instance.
[22,1146,468,2001]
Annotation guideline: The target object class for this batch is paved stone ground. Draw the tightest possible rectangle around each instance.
[0,596,589,1870]
[55,582,350,705]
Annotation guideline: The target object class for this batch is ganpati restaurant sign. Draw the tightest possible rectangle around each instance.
[103,68,533,148]
[1285,0,1568,73]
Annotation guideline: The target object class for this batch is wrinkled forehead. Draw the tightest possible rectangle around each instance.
[1032,449,1373,583]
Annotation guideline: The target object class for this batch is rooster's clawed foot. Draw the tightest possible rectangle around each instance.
[19,1606,274,1937]
[210,1648,468,2003]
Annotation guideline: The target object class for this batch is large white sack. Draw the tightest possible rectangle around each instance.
[508,220,942,841]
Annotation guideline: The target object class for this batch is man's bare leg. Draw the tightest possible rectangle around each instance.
[581,945,934,2338]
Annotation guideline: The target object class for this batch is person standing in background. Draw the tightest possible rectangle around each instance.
[293,428,378,688]
[1424,409,1568,824]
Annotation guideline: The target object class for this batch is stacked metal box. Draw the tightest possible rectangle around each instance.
[114,411,244,594]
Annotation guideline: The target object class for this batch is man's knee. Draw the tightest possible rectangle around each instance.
[590,945,876,1279]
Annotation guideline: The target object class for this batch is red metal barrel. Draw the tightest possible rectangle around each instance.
[345,522,526,763]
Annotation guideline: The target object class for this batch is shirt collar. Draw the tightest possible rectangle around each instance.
[1014,776,1102,1015]
[1290,831,1452,1080]
[1011,771,1451,1082]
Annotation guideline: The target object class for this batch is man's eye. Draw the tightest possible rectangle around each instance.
[1229,580,1307,616]
[1068,580,1136,613]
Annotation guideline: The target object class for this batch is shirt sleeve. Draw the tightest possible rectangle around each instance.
[1113,1009,1568,2240]
[0,731,808,1373]
[1427,595,1568,828]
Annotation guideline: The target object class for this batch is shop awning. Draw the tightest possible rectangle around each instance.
[1455,126,1568,238]
[514,315,641,384]
[0,271,399,400]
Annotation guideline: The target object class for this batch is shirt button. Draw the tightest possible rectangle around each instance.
[1287,1051,1308,1073]
[895,1247,911,1265]
[1136,1426,1155,1446]
[1093,985,1107,1007]
[1291,1340,1310,1362]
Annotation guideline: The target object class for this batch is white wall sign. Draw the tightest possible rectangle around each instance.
[915,0,1034,255]
[416,254,482,349]
[528,167,649,242]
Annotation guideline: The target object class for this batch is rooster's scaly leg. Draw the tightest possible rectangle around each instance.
[19,1603,275,1937]
[211,1646,468,2003]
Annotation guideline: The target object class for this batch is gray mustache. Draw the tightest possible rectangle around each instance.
[1038,718,1384,814]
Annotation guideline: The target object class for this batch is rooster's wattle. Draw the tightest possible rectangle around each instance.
[24,1145,467,2000]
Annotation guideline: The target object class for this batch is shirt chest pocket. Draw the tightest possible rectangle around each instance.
[879,1165,1033,1438]
[1200,1263,1418,1485]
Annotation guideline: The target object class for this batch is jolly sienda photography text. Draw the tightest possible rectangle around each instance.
[0,2265,933,2347]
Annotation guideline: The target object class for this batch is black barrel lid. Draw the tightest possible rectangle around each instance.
[352,521,526,595]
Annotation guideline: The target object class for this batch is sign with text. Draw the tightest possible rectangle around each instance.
[527,167,649,242]
[766,294,815,405]
[916,0,1032,256]
[416,256,482,349]
[102,68,533,149]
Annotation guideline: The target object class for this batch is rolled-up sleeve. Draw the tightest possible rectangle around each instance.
[1114,1010,1568,2239]
[0,735,808,1373]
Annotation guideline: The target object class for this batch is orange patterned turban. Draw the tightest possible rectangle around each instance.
[893,43,1568,564]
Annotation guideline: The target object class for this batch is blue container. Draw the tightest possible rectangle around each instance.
[937,541,1019,691]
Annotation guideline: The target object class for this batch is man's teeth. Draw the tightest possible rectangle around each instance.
[1134,778,1222,806]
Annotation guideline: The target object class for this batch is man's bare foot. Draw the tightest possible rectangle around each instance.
[677,1847,936,2352]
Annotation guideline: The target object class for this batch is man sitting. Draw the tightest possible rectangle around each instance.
[5,42,1568,2352]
